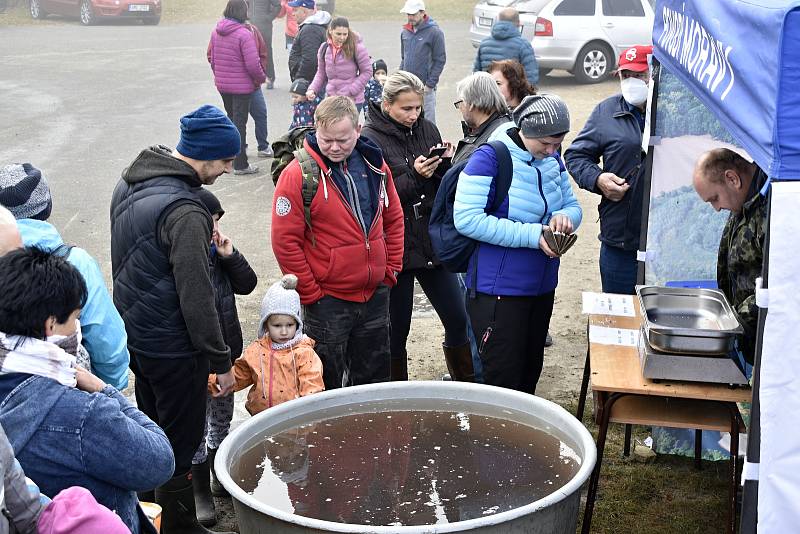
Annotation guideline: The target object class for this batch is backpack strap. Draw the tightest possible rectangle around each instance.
[295,148,321,247]
[487,140,513,212]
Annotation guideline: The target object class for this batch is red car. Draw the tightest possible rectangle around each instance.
[29,0,161,25]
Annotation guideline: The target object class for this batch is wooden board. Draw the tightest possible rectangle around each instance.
[608,395,745,432]
[588,297,752,404]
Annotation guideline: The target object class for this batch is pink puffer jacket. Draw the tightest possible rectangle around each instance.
[208,18,267,95]
[308,36,372,105]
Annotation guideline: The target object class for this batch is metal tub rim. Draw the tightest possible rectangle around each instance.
[215,381,597,533]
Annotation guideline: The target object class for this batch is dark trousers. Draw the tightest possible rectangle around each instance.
[303,285,391,390]
[599,242,638,295]
[219,92,251,171]
[130,353,209,476]
[252,16,276,81]
[466,291,555,394]
[389,267,469,361]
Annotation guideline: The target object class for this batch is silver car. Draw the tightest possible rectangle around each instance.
[532,0,655,83]
[470,0,551,47]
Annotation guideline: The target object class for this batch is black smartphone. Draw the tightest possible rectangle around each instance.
[428,146,447,159]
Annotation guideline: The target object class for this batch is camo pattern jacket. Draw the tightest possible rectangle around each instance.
[717,169,768,364]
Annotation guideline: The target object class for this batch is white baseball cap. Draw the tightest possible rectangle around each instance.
[400,0,425,14]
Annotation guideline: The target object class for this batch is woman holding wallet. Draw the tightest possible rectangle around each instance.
[361,70,472,382]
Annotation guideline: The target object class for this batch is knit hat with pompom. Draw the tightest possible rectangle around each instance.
[258,274,302,337]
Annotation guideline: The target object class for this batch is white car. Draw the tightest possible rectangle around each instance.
[470,0,551,47]
[532,0,655,83]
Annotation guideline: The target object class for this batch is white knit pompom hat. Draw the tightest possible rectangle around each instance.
[258,274,303,337]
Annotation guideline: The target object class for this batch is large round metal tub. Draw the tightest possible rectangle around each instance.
[215,382,596,534]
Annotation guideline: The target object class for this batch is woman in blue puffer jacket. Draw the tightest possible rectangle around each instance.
[453,94,582,394]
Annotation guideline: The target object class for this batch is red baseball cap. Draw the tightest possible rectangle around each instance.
[617,45,653,72]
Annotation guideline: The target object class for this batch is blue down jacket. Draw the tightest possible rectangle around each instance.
[454,122,582,296]
[473,20,539,85]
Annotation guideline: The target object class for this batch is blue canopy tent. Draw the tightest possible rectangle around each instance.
[653,1,800,531]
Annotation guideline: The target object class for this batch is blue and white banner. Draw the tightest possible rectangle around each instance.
[653,0,800,179]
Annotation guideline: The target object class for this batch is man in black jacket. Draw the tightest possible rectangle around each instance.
[251,0,282,88]
[287,0,331,83]
[110,105,239,534]
[565,45,652,295]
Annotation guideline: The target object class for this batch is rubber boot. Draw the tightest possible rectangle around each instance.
[442,342,475,382]
[207,448,229,497]
[156,472,234,534]
[390,352,409,381]
[191,461,216,526]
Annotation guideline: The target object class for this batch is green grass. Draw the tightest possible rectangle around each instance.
[1,0,474,25]
[563,399,731,534]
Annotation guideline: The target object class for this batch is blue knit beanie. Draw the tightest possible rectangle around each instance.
[176,105,240,161]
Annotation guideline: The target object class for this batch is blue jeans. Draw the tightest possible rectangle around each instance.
[249,88,268,151]
[423,88,436,125]
[599,243,638,295]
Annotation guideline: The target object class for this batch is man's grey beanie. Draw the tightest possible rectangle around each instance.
[512,94,570,138]
[0,163,52,221]
[258,274,303,338]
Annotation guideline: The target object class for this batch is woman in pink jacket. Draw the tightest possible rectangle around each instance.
[306,17,372,112]
[207,0,266,175]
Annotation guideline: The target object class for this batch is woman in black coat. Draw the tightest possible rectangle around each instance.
[361,70,472,382]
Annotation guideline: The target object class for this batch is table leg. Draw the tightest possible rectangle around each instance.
[726,404,741,534]
[695,429,702,470]
[576,350,591,421]
[623,424,632,457]
[581,392,625,534]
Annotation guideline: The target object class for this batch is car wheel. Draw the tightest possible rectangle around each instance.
[142,15,160,25]
[29,0,46,19]
[79,0,95,25]
[574,42,613,84]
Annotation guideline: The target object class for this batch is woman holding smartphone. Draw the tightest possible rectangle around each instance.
[361,70,473,383]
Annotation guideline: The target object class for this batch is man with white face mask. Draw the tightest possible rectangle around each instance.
[564,45,652,295]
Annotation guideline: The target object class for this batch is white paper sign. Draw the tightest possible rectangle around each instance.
[589,326,640,347]
[581,292,636,317]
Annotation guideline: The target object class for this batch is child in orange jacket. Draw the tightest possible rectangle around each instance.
[210,274,324,415]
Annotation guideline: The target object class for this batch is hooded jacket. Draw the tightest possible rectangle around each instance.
[208,18,267,94]
[288,10,332,82]
[16,219,129,391]
[473,20,539,85]
[400,16,447,89]
[361,100,449,270]
[0,423,42,534]
[271,134,404,305]
[564,94,645,251]
[210,336,324,416]
[308,36,372,105]
[454,124,582,296]
[110,146,231,374]
[210,247,257,361]
[0,373,174,533]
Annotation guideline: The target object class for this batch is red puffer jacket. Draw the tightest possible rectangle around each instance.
[271,136,404,305]
[207,18,266,94]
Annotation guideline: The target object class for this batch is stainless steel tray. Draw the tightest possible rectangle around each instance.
[636,286,743,355]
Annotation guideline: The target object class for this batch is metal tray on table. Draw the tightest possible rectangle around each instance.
[635,286,743,355]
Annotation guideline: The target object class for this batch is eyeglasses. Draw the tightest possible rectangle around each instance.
[452,100,463,110]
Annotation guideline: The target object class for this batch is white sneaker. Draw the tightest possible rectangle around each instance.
[233,165,259,175]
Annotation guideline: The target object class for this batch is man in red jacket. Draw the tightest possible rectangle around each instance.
[271,96,404,389]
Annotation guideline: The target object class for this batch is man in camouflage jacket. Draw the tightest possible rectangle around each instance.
[693,148,768,364]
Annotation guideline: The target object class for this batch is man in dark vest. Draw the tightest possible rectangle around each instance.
[110,104,238,534]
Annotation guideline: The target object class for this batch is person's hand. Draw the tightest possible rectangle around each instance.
[75,366,107,393]
[549,214,573,234]
[213,370,235,397]
[539,233,558,258]
[305,89,316,100]
[413,154,441,179]
[213,229,233,257]
[596,172,630,202]
[442,141,455,158]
